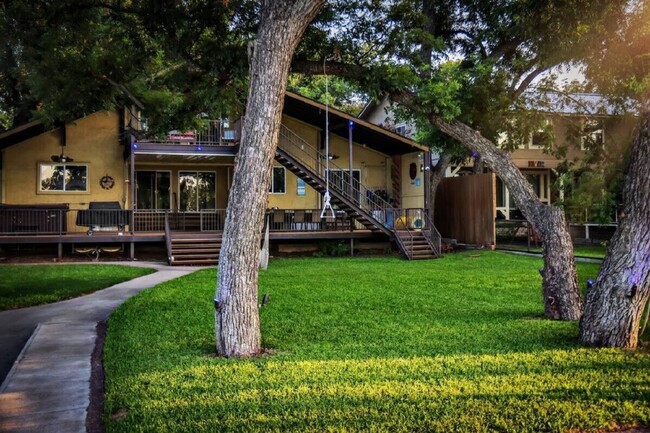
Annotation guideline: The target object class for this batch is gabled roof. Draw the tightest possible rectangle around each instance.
[0,120,47,150]
[284,92,427,155]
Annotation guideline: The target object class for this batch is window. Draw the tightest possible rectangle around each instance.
[529,119,552,150]
[581,119,604,150]
[39,163,88,192]
[179,171,216,211]
[269,167,286,194]
[136,171,171,210]
[395,124,407,136]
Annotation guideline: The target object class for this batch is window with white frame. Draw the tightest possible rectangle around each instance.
[395,123,407,136]
[269,167,286,194]
[581,118,604,150]
[529,119,552,150]
[39,163,88,192]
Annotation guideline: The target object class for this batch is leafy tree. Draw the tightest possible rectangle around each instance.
[291,0,631,320]
[578,1,650,348]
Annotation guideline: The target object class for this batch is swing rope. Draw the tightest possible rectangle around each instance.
[320,57,336,219]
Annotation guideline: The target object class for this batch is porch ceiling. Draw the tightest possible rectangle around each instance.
[284,92,428,156]
[135,153,235,164]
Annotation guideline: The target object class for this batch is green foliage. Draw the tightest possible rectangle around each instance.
[104,253,649,432]
[287,74,367,115]
[0,264,154,310]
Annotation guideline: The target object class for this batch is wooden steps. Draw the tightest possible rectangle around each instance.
[395,231,438,260]
[169,234,222,266]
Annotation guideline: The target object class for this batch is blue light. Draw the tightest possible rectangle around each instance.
[348,120,354,129]
[133,143,138,149]
[586,279,594,290]
[197,146,202,151]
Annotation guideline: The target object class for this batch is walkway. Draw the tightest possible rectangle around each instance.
[0,262,204,433]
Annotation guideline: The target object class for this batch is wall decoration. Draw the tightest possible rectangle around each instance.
[100,175,115,190]
[297,178,306,196]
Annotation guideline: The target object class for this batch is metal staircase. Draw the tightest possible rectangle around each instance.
[277,125,441,259]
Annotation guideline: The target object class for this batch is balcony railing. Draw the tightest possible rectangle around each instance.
[128,115,242,146]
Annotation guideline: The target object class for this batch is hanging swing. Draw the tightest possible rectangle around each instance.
[320,58,336,219]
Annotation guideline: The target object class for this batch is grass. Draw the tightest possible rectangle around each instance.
[497,243,608,259]
[0,264,155,310]
[103,252,649,433]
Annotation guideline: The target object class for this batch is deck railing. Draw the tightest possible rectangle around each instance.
[0,207,375,236]
[128,113,242,146]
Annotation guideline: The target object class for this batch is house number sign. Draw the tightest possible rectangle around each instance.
[100,175,115,190]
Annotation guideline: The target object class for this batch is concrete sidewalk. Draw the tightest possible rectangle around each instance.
[0,262,204,433]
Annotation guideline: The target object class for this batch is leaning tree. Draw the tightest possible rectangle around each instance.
[292,0,630,320]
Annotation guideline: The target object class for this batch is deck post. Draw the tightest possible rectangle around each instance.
[57,242,62,260]
[129,241,134,260]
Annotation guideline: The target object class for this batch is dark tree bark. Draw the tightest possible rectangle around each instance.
[425,114,584,320]
[428,153,451,216]
[215,0,324,358]
[472,153,484,174]
[580,96,650,348]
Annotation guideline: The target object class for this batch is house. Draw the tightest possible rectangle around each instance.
[0,92,441,263]
[359,93,636,244]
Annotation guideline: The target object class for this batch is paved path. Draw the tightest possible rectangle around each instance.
[0,262,204,433]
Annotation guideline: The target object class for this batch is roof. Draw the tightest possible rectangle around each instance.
[0,120,47,150]
[524,91,638,116]
[284,92,427,155]
[1,94,428,156]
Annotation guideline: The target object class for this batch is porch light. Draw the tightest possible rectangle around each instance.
[586,279,594,291]
[348,120,354,129]
[539,268,545,277]
[197,146,202,151]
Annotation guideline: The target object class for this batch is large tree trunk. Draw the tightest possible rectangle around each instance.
[427,115,584,320]
[580,96,650,348]
[215,0,324,358]
[428,153,451,217]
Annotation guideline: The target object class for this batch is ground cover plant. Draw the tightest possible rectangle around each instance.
[103,252,649,432]
[0,264,155,310]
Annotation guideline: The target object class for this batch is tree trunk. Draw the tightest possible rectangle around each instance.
[428,153,451,217]
[427,115,583,320]
[472,153,484,174]
[580,96,650,348]
[215,0,324,358]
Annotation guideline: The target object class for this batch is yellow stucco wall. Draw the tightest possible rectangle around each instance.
[401,152,425,209]
[269,115,394,209]
[3,111,126,209]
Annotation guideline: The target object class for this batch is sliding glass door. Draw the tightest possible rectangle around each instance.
[136,171,171,210]
[179,171,216,211]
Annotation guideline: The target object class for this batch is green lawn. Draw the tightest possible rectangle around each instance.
[0,264,155,310]
[103,252,649,433]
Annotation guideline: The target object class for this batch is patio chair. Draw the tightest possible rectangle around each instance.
[273,209,286,230]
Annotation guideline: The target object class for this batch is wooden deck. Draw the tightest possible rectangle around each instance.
[0,229,385,261]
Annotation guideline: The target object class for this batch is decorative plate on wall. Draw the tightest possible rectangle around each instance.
[100,175,115,190]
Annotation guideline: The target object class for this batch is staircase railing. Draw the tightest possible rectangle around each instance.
[422,209,442,257]
[278,125,393,223]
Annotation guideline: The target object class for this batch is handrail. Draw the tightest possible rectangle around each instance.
[392,208,415,259]
[164,210,173,264]
[278,125,392,220]
[422,209,442,257]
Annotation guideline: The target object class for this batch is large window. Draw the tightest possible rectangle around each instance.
[269,167,286,194]
[39,163,88,192]
[581,119,604,150]
[136,171,171,210]
[179,171,216,211]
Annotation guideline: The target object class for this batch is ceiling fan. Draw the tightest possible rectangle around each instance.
[51,124,74,162]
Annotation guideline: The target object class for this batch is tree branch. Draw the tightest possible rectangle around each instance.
[512,65,548,98]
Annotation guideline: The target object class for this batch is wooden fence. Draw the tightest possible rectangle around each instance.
[434,173,496,247]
